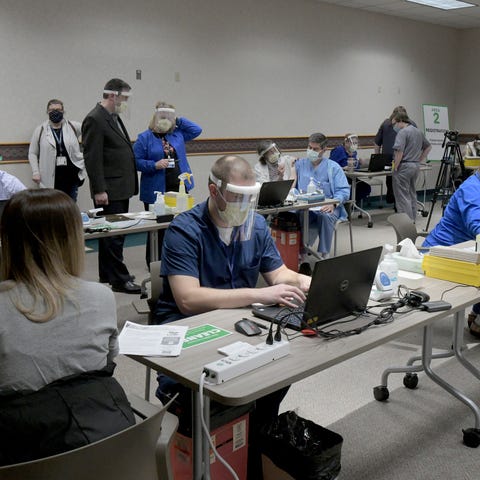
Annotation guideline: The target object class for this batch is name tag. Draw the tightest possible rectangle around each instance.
[167,158,175,168]
[56,156,67,166]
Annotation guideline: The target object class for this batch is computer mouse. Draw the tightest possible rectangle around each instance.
[234,319,262,336]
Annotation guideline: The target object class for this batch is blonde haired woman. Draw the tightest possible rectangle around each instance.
[0,189,133,466]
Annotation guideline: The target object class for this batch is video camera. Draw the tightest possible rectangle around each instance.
[444,130,459,142]
[442,130,459,149]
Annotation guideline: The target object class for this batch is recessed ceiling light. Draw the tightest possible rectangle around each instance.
[406,0,476,9]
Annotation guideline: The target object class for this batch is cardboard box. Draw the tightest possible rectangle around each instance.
[171,413,249,480]
[422,255,480,286]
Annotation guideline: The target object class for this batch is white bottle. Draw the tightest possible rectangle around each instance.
[153,191,165,217]
[307,177,316,194]
[379,244,399,294]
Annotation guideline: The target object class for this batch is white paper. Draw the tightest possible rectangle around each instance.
[119,321,188,356]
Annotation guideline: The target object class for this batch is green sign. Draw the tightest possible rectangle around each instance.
[182,324,232,349]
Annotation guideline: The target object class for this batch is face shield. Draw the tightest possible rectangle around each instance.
[346,135,359,154]
[104,89,132,119]
[153,107,176,134]
[259,143,282,165]
[210,172,261,241]
[474,140,480,156]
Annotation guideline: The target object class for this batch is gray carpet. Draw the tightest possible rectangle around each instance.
[328,344,480,480]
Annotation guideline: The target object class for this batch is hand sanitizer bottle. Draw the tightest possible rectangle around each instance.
[379,244,399,294]
[307,177,316,194]
[153,191,165,217]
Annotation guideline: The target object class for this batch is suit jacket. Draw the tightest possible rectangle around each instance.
[82,103,138,201]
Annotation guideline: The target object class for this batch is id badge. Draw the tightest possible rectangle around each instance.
[167,158,175,168]
[56,156,67,166]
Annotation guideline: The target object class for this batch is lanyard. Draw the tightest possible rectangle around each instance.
[51,127,63,146]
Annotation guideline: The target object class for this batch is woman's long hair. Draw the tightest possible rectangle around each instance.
[0,189,85,322]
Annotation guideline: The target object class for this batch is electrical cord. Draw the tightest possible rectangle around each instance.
[198,372,240,480]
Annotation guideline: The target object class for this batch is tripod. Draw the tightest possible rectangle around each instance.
[425,140,465,231]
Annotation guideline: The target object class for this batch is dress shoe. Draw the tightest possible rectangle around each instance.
[111,281,141,294]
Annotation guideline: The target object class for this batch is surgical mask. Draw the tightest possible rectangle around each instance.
[306,149,320,163]
[393,124,401,133]
[49,110,64,123]
[156,119,173,133]
[217,199,252,227]
[115,101,128,115]
[267,151,280,164]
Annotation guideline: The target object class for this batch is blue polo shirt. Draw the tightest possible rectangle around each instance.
[154,200,283,323]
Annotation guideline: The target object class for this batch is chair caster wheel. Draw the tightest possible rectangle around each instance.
[422,210,428,217]
[462,428,480,448]
[367,221,373,228]
[403,373,418,389]
[373,385,389,401]
[140,293,148,299]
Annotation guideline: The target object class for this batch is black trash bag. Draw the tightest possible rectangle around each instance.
[260,410,343,480]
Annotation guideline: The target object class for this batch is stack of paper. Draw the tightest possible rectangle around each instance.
[428,245,480,264]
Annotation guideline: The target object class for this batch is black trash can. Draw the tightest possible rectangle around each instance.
[260,411,343,480]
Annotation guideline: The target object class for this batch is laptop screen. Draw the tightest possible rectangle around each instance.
[252,246,382,329]
[257,179,295,208]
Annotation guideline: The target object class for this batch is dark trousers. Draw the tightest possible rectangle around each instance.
[95,198,131,285]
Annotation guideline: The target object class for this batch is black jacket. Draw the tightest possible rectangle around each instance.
[0,366,135,466]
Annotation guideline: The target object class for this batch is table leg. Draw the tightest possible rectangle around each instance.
[149,230,159,262]
[350,176,373,227]
[301,209,321,260]
[193,391,204,479]
[421,323,480,431]
[452,311,480,381]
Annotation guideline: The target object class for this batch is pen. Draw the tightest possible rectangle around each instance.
[242,318,268,330]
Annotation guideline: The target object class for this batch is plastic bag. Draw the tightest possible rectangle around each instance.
[260,411,343,480]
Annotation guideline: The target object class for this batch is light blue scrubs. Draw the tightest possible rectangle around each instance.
[295,157,350,255]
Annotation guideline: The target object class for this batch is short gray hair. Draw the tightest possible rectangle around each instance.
[308,133,328,147]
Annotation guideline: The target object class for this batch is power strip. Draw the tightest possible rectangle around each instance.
[203,340,290,384]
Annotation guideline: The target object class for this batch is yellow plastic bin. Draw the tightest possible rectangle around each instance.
[164,191,195,211]
[464,157,480,168]
[422,255,480,287]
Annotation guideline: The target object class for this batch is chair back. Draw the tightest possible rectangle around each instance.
[0,399,176,480]
[387,213,419,244]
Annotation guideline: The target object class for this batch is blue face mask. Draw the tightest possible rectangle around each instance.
[306,149,320,163]
[393,124,401,133]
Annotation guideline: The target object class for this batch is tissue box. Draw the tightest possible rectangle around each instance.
[392,252,423,274]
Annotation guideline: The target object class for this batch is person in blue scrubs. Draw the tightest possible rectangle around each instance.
[294,132,350,258]
[154,155,311,478]
[423,170,480,337]
[329,133,371,202]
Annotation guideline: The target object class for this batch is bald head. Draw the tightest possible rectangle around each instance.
[209,155,255,189]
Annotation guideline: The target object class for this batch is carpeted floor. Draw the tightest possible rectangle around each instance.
[329,344,480,480]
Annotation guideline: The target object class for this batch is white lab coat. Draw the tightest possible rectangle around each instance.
[254,155,294,183]
[28,119,86,188]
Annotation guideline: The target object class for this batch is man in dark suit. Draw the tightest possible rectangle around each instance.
[82,78,141,294]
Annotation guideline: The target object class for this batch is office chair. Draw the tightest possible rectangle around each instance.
[0,394,178,480]
[387,213,428,248]
[333,200,354,257]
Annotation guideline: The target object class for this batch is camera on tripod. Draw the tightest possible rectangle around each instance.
[443,129,459,143]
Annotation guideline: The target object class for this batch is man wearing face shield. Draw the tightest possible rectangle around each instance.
[153,155,310,478]
[254,140,295,183]
[82,78,140,294]
[134,101,202,264]
[329,133,371,202]
[294,133,351,259]
[154,155,310,323]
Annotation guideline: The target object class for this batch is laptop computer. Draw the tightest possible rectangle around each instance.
[252,246,382,330]
[366,153,392,172]
[257,179,295,209]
